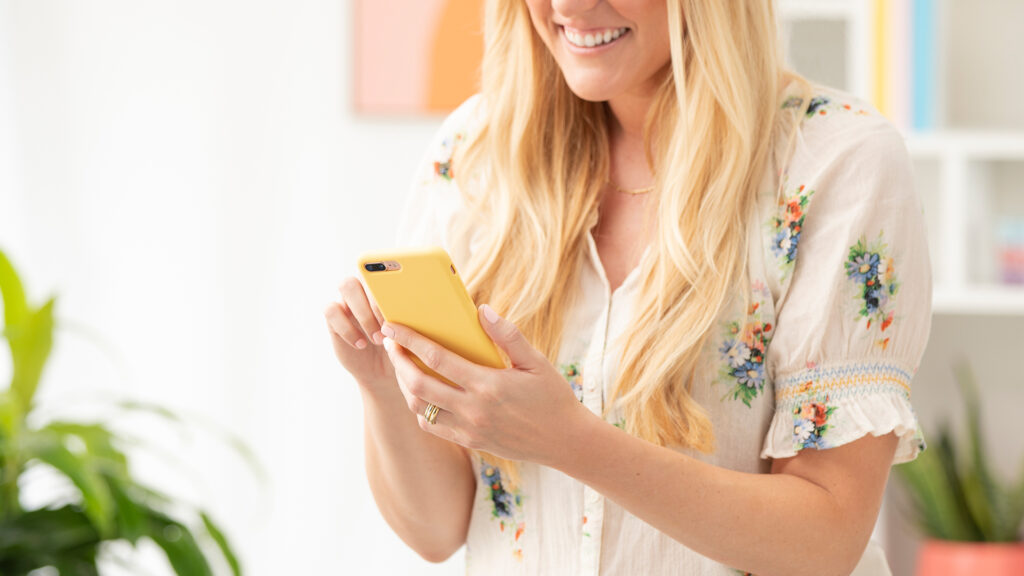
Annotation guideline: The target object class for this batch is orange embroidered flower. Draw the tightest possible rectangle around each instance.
[881,311,894,331]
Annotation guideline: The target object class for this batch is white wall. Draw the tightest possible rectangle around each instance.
[0,1,461,574]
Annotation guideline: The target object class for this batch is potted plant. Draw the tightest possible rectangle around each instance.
[0,249,242,575]
[894,358,1024,575]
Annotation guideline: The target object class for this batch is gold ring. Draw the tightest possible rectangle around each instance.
[424,403,440,425]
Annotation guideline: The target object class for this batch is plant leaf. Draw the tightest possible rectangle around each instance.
[934,427,984,540]
[893,421,973,540]
[0,505,101,574]
[201,512,241,576]
[0,249,29,330]
[954,359,1014,541]
[42,422,130,478]
[10,297,56,412]
[114,400,267,485]
[27,431,115,538]
[144,509,214,576]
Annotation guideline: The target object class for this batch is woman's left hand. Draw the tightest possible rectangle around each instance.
[379,304,592,466]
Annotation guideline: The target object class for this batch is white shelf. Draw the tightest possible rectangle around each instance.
[933,285,1024,316]
[780,2,1024,318]
[778,0,858,21]
[906,131,1024,160]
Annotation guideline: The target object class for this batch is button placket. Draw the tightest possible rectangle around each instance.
[579,305,610,576]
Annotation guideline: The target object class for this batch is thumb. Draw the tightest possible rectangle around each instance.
[479,304,540,369]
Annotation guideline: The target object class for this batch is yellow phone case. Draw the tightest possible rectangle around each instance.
[358,246,507,386]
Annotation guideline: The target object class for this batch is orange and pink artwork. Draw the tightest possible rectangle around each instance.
[353,0,484,115]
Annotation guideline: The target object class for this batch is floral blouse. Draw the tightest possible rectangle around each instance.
[393,83,930,576]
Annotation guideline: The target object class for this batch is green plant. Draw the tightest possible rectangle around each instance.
[894,358,1024,543]
[0,249,242,575]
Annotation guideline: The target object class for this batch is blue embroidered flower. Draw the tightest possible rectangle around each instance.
[482,466,520,520]
[719,339,751,369]
[846,232,900,350]
[733,361,764,389]
[845,252,880,282]
[806,95,831,117]
[767,183,815,280]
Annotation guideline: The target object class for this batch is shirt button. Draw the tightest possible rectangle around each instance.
[586,490,601,505]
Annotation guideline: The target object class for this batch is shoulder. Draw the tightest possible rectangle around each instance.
[397,94,488,253]
[762,83,920,290]
[783,83,911,176]
[428,94,486,171]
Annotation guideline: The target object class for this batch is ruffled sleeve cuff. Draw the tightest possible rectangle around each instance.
[759,360,927,465]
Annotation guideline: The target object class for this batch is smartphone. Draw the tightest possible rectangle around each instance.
[357,246,507,386]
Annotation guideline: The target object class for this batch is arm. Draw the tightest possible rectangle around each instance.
[379,307,899,576]
[554,411,897,576]
[360,381,475,563]
[324,277,474,562]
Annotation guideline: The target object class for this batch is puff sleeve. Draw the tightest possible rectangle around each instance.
[759,111,932,465]
[394,94,482,268]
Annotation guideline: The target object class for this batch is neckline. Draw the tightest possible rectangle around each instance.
[585,230,652,298]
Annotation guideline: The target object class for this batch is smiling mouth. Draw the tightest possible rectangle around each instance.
[561,26,630,49]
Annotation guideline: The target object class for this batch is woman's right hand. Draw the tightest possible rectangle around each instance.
[324,277,396,392]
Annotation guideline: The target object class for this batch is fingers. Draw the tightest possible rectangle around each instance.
[338,277,384,345]
[479,304,541,369]
[323,300,370,350]
[384,337,465,419]
[381,321,483,386]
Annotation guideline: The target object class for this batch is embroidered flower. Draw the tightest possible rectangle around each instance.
[716,281,773,407]
[735,361,764,389]
[432,132,464,182]
[845,231,900,349]
[792,398,838,450]
[559,362,584,402]
[846,252,880,282]
[481,465,525,560]
[720,339,752,369]
[767,182,816,281]
[779,94,871,119]
[806,95,830,117]
[781,95,803,110]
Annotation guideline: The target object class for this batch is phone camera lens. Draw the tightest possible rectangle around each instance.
[365,263,387,272]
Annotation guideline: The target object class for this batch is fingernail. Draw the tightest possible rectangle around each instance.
[381,324,395,338]
[382,337,395,352]
[372,331,383,345]
[482,304,500,324]
[355,338,367,350]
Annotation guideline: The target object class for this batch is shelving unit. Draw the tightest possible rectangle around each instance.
[778,0,1024,317]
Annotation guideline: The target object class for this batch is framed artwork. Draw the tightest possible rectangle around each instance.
[353,0,484,115]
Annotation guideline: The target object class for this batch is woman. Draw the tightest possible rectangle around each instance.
[325,0,931,574]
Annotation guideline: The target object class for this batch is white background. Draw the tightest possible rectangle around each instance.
[4,2,1024,576]
[1,1,460,574]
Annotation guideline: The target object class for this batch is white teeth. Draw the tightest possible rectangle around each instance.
[565,27,627,48]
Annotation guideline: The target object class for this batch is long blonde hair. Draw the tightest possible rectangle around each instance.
[454,0,816,485]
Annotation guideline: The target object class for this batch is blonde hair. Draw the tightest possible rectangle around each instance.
[454,0,816,486]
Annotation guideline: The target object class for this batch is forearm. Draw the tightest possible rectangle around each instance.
[551,416,873,576]
[360,383,475,562]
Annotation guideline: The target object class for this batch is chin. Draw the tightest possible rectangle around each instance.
[561,74,619,103]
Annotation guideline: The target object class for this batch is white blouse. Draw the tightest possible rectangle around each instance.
[393,82,931,576]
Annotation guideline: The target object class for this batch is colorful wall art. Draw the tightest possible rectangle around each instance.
[353,0,484,115]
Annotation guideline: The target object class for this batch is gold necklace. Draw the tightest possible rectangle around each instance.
[608,180,655,195]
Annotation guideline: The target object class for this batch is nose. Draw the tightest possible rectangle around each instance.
[551,0,602,19]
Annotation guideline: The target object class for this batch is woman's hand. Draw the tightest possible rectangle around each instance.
[323,277,396,392]
[379,304,593,465]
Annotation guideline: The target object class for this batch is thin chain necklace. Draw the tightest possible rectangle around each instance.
[608,180,655,195]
